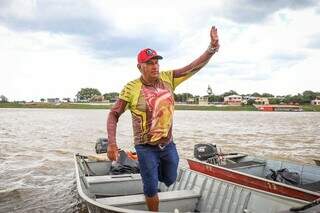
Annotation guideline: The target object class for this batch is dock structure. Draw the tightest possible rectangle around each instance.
[254,104,303,112]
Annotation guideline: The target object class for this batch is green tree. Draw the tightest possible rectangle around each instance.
[208,95,223,103]
[0,95,8,103]
[291,94,304,104]
[174,93,178,102]
[261,93,274,97]
[251,92,261,97]
[302,90,317,103]
[269,98,281,104]
[247,99,255,105]
[174,93,193,102]
[103,92,119,102]
[76,88,101,101]
[283,95,292,104]
[222,90,238,97]
[208,95,214,103]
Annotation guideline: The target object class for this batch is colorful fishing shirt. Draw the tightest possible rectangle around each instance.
[119,70,192,145]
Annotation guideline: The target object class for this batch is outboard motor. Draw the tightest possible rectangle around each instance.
[194,144,218,161]
[95,138,108,154]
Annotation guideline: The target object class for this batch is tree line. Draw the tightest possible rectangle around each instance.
[76,88,119,102]
[2,88,318,104]
[76,88,320,105]
[0,95,8,103]
[175,90,320,105]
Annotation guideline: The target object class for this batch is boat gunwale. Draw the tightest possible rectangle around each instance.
[187,158,320,197]
[74,154,149,213]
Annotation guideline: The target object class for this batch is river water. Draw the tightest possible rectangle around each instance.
[0,108,319,212]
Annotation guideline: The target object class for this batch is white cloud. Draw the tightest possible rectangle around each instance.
[0,0,320,101]
[0,0,37,19]
[0,25,137,101]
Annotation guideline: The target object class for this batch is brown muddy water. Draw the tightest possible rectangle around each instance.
[0,108,319,212]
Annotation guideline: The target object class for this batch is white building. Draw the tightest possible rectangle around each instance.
[311,99,320,105]
[198,96,209,106]
[224,95,242,105]
[47,98,60,103]
[186,97,195,104]
[255,97,269,105]
[62,98,71,103]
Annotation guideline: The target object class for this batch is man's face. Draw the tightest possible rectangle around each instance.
[139,58,160,81]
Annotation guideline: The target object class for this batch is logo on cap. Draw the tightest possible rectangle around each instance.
[137,48,163,64]
[146,49,155,56]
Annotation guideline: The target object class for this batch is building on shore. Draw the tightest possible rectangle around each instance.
[242,96,270,105]
[62,98,71,103]
[47,98,60,103]
[198,96,209,106]
[186,97,195,104]
[254,97,269,105]
[311,98,320,105]
[90,95,105,102]
[224,95,242,105]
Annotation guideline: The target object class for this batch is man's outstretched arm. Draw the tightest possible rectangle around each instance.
[106,99,127,160]
[173,26,219,78]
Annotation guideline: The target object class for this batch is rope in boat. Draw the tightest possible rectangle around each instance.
[290,198,320,212]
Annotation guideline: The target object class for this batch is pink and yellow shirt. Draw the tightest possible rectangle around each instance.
[119,70,192,145]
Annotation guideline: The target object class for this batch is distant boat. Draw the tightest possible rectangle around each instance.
[188,144,320,202]
[74,153,311,213]
[254,104,303,112]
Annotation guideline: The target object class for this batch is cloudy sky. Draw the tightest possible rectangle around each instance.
[1,0,320,101]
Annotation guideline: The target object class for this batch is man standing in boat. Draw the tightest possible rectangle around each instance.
[107,26,220,211]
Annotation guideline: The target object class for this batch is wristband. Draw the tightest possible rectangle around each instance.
[207,44,219,54]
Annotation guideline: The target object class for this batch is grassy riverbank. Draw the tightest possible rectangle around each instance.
[1,102,320,111]
[0,103,257,111]
[0,102,111,109]
[174,104,258,111]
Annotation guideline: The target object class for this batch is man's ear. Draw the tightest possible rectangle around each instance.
[137,64,142,71]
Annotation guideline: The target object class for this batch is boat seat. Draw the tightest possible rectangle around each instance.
[222,161,266,169]
[300,180,320,192]
[96,190,201,212]
[85,174,144,196]
[86,173,142,184]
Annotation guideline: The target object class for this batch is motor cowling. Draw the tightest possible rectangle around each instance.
[95,138,108,154]
[194,144,218,161]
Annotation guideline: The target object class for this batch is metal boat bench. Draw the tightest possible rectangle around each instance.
[96,190,201,212]
[85,174,144,196]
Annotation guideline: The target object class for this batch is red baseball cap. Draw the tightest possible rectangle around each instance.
[137,48,163,64]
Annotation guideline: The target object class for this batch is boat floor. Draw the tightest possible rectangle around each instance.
[96,189,200,212]
[217,160,320,192]
[301,181,320,192]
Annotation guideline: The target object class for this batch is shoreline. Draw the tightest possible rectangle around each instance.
[1,103,320,111]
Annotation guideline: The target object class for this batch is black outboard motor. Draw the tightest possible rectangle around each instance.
[95,138,108,154]
[194,144,218,161]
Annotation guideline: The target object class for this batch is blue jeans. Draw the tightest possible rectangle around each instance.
[135,142,179,197]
